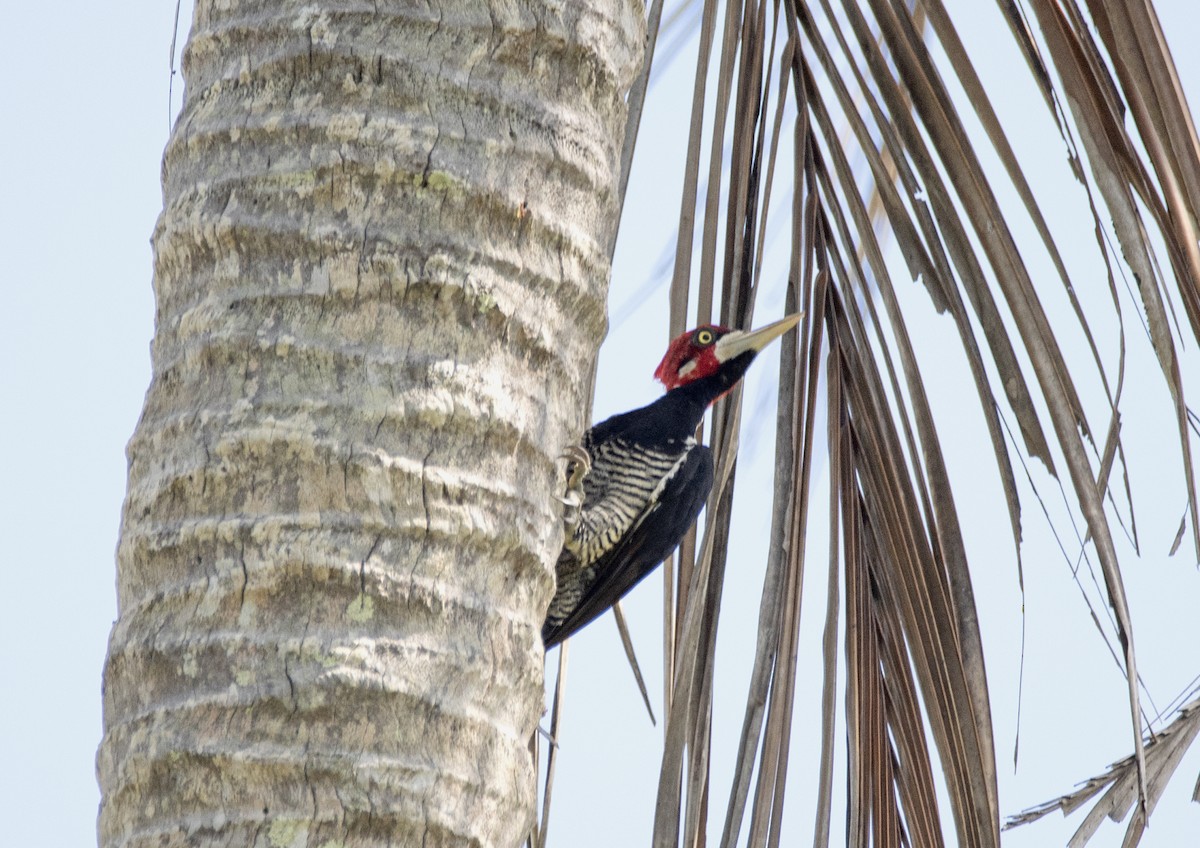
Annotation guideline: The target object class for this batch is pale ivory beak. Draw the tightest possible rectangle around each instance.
[714,312,803,361]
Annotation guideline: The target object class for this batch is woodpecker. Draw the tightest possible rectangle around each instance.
[543,313,803,647]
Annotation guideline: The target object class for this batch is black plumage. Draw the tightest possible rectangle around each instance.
[541,314,801,647]
[542,353,757,647]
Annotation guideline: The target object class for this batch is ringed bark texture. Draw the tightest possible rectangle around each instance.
[98,2,643,847]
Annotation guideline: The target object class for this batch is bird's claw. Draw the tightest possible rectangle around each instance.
[559,444,592,478]
[558,444,591,530]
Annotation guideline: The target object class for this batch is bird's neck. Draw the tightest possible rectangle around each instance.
[657,351,757,434]
[680,350,756,404]
[592,352,759,450]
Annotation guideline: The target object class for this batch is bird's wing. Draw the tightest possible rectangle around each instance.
[542,443,713,647]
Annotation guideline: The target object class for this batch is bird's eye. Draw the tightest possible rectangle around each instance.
[695,329,715,346]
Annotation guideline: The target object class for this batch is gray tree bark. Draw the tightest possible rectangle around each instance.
[97,2,643,846]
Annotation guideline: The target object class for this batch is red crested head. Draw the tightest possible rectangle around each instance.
[652,313,804,395]
[654,325,731,390]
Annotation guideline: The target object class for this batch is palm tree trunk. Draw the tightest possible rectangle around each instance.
[97,3,643,847]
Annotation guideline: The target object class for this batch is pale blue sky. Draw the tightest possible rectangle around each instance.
[2,2,1198,847]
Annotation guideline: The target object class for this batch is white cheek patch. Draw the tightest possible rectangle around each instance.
[678,359,698,379]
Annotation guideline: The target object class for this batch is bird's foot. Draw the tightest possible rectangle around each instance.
[560,444,592,481]
[557,444,591,530]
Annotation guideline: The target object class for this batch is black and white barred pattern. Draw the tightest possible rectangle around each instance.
[568,435,695,565]
[546,436,696,630]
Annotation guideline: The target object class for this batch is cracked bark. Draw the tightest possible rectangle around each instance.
[97,2,644,847]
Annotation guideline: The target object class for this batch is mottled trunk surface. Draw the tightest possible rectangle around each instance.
[98,2,642,846]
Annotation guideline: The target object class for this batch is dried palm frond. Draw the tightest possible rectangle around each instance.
[1005,692,1200,847]
[547,0,1200,845]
